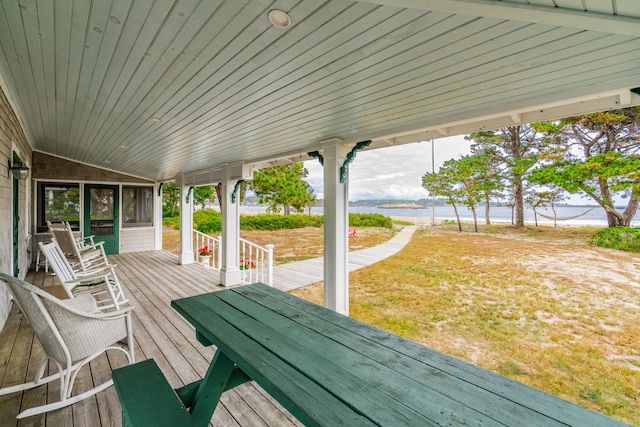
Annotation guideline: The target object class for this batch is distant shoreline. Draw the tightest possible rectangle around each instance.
[377,203,427,209]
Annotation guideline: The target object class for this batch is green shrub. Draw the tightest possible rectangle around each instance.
[166,210,393,233]
[589,226,640,252]
[349,213,392,228]
[193,209,222,234]
[241,214,323,230]
[163,216,180,229]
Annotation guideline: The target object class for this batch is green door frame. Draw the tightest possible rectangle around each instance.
[84,184,119,255]
[12,152,20,277]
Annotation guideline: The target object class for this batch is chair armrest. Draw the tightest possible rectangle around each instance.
[63,271,112,286]
[79,240,104,251]
[75,264,117,277]
[60,293,99,313]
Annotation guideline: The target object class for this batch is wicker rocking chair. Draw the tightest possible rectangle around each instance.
[0,273,134,419]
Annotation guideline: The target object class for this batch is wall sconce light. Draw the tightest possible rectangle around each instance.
[8,158,30,180]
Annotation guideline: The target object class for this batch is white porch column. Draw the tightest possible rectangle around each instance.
[154,183,163,250]
[323,143,351,315]
[220,172,242,286]
[178,177,194,265]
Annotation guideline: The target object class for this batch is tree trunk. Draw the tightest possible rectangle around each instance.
[452,203,462,231]
[513,176,525,227]
[215,183,223,211]
[471,206,478,232]
[621,194,640,227]
[484,191,491,225]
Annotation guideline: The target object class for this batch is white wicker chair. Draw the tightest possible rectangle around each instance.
[38,240,129,310]
[47,221,107,271]
[0,273,134,419]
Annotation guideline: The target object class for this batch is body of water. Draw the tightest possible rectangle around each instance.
[239,205,639,227]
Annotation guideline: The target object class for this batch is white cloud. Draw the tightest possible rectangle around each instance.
[305,136,472,200]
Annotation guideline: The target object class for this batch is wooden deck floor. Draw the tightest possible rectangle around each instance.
[0,250,303,427]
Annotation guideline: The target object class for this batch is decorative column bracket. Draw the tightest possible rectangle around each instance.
[186,186,194,203]
[339,140,372,183]
[157,182,163,197]
[231,180,244,204]
[307,151,324,166]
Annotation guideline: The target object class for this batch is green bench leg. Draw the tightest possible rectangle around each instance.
[189,350,236,425]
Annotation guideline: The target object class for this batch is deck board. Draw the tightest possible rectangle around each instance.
[0,250,302,427]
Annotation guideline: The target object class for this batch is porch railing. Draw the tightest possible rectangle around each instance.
[193,231,222,271]
[193,230,273,286]
[240,238,274,287]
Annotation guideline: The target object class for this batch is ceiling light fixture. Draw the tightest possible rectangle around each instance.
[268,10,291,28]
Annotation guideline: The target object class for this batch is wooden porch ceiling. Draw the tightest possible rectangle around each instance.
[0,0,638,181]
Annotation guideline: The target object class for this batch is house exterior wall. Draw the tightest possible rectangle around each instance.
[32,152,152,183]
[120,228,156,253]
[32,152,157,254]
[0,84,33,330]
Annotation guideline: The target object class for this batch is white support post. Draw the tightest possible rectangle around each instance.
[323,143,351,315]
[220,171,242,286]
[178,177,194,265]
[154,183,163,250]
[266,244,274,287]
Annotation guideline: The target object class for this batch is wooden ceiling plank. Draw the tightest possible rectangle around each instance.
[198,38,633,160]
[53,0,73,150]
[65,0,114,160]
[181,19,542,148]
[79,0,178,157]
[93,0,272,160]
[60,0,92,151]
[314,54,640,145]
[357,0,640,36]
[73,0,135,154]
[32,0,57,143]
[78,0,183,161]
[614,0,640,18]
[170,25,588,154]
[0,1,44,142]
[121,8,463,158]
[82,0,228,156]
[583,0,614,14]
[106,0,342,159]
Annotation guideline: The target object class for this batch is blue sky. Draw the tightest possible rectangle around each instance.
[304,135,472,201]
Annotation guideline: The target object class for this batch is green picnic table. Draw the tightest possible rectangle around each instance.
[113,283,629,426]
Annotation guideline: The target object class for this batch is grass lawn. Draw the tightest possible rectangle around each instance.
[164,222,640,425]
[163,225,396,264]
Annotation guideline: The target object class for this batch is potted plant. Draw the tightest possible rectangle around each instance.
[199,245,212,265]
[239,259,255,270]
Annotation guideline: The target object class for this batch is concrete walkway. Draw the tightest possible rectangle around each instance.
[273,226,417,292]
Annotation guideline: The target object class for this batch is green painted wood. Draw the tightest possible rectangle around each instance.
[243,284,629,427]
[189,350,234,426]
[204,290,474,426]
[84,184,119,255]
[112,358,195,427]
[176,368,251,409]
[171,296,376,427]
